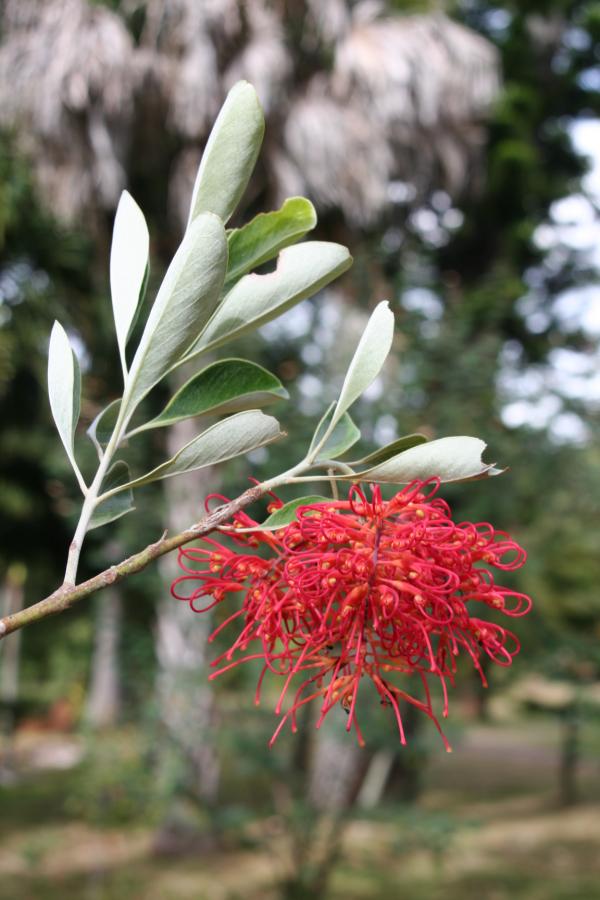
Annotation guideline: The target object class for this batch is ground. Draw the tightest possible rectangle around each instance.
[0,717,599,899]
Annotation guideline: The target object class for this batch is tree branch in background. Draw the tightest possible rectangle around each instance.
[0,483,265,640]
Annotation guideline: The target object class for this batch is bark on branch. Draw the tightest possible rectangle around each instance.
[0,483,265,640]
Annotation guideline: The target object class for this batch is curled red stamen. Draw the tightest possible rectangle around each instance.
[172,480,531,748]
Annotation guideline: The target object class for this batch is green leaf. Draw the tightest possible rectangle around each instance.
[47,321,81,474]
[113,411,283,492]
[259,495,332,530]
[185,241,352,359]
[110,190,149,376]
[309,403,360,460]
[346,436,503,484]
[327,301,394,435]
[187,81,264,226]
[130,359,288,434]
[348,434,428,467]
[225,197,317,289]
[89,461,135,530]
[87,398,121,453]
[121,212,227,419]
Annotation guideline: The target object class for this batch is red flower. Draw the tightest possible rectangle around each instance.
[171,480,531,749]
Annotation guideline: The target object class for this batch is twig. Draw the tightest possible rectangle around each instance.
[0,483,265,640]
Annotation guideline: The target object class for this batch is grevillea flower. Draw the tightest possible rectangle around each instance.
[171,479,531,749]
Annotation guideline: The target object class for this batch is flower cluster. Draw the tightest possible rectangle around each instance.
[171,480,531,748]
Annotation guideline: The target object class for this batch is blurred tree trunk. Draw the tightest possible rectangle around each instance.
[558,701,580,807]
[280,813,348,900]
[308,732,370,812]
[0,565,25,710]
[385,705,425,804]
[84,587,122,729]
[356,750,396,809]
[280,697,425,895]
[153,412,221,852]
[0,564,25,777]
[276,728,370,899]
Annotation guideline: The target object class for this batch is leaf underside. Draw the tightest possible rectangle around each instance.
[47,321,81,474]
[186,241,352,359]
[187,81,265,226]
[115,410,284,492]
[328,300,395,432]
[345,436,502,484]
[122,212,228,417]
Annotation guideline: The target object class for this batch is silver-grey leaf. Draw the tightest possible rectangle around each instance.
[347,436,503,484]
[187,81,264,226]
[110,190,149,376]
[185,241,352,359]
[121,212,227,420]
[328,301,394,433]
[112,410,284,491]
[47,321,81,474]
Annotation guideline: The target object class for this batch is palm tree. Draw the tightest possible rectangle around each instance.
[0,0,499,229]
[0,0,500,857]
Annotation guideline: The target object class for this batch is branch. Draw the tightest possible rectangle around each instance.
[0,483,266,640]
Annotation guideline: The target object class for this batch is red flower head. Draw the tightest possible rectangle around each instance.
[172,479,531,749]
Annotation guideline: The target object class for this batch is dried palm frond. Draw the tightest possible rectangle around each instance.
[276,76,394,226]
[279,12,500,224]
[0,0,136,222]
[223,0,291,114]
[0,0,500,229]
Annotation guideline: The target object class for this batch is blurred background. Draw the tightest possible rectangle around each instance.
[0,1,599,898]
